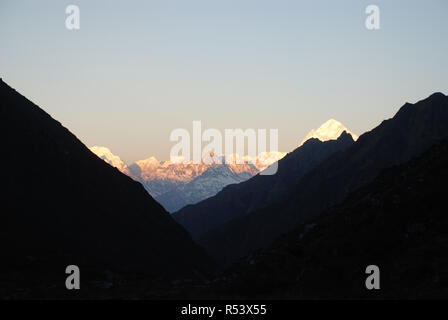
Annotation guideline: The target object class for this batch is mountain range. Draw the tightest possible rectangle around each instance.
[173,129,356,241]
[210,139,448,298]
[91,119,357,213]
[174,92,448,267]
[90,146,286,212]
[2,76,447,299]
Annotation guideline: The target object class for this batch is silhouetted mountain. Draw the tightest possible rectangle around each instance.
[199,92,448,267]
[211,140,448,298]
[0,79,213,290]
[173,132,355,241]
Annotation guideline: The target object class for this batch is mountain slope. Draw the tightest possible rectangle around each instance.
[89,146,134,177]
[173,131,355,241]
[91,148,279,213]
[213,140,448,298]
[199,92,448,266]
[155,164,256,213]
[0,79,213,283]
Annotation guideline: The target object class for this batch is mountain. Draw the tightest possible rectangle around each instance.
[239,151,287,171]
[89,146,134,177]
[133,157,209,194]
[0,79,213,287]
[155,164,256,213]
[198,92,448,267]
[211,140,448,299]
[173,127,356,241]
[91,148,283,212]
[299,119,358,146]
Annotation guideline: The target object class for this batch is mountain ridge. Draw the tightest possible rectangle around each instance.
[0,79,213,281]
[90,147,284,212]
[197,92,448,267]
[210,139,448,298]
[173,131,355,241]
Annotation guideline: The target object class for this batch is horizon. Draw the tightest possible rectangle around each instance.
[1,0,447,163]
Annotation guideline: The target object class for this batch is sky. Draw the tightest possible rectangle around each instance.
[1,0,447,163]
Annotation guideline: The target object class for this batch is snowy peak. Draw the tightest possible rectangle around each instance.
[135,156,161,172]
[215,152,287,171]
[300,119,358,146]
[248,151,287,171]
[133,151,286,182]
[89,146,130,174]
[90,145,286,212]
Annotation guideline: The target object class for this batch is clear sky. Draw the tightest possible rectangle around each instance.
[1,0,447,163]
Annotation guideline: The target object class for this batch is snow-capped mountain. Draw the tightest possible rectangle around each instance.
[154,164,257,212]
[300,119,358,146]
[89,120,355,213]
[89,146,133,176]
[133,157,211,184]
[89,147,281,212]
[245,151,288,171]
